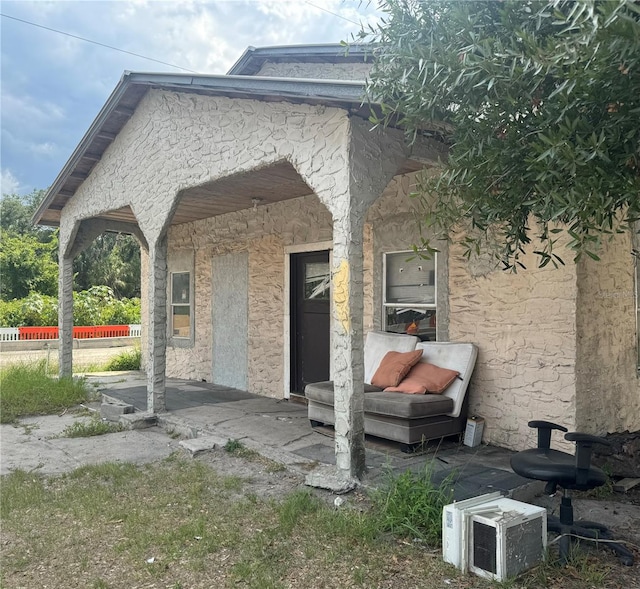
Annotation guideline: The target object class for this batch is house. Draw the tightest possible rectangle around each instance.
[34,44,640,480]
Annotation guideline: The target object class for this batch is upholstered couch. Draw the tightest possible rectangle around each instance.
[305,331,478,451]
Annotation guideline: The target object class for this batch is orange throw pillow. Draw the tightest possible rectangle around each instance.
[384,362,460,394]
[371,350,423,388]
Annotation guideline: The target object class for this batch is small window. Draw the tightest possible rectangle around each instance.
[171,271,191,338]
[383,251,437,340]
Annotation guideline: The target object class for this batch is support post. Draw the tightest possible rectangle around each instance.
[58,254,74,377]
[147,235,168,413]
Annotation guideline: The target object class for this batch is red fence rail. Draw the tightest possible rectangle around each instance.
[18,325,133,340]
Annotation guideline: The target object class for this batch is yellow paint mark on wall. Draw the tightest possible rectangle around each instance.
[333,259,350,334]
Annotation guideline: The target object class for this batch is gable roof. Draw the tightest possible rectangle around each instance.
[33,71,369,227]
[227,43,373,76]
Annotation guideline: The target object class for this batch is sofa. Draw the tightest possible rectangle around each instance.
[305,331,478,451]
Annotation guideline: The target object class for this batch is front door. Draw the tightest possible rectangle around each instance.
[290,250,330,395]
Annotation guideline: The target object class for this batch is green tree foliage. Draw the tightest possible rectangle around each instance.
[1,189,141,300]
[1,190,58,299]
[74,233,141,299]
[363,0,640,268]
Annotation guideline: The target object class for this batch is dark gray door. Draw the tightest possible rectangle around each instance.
[291,251,330,394]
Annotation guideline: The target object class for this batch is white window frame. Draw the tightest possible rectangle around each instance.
[383,250,437,339]
[171,271,192,339]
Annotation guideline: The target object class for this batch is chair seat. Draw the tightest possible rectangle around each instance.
[510,448,607,491]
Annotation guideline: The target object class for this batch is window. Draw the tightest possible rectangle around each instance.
[383,251,437,340]
[171,271,191,338]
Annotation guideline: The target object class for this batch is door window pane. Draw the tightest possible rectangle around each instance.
[304,262,330,300]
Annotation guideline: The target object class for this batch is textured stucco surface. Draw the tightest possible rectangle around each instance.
[576,232,640,435]
[448,236,579,451]
[256,61,372,80]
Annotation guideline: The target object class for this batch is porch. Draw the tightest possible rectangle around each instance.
[95,371,534,501]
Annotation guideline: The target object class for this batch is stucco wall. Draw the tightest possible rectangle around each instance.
[256,61,372,80]
[448,237,579,450]
[166,194,332,396]
[575,231,640,435]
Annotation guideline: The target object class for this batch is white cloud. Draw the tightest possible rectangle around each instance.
[1,169,21,195]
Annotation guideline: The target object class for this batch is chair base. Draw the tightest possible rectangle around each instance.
[548,511,634,566]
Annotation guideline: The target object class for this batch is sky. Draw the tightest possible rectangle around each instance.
[1,0,381,197]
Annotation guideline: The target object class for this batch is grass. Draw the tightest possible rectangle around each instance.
[103,347,141,371]
[60,414,124,438]
[370,464,454,545]
[225,438,286,473]
[0,456,624,589]
[0,361,92,423]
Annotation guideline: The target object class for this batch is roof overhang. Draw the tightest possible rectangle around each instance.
[227,43,373,76]
[33,72,372,227]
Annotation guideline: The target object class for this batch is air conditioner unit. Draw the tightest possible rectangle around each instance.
[442,491,502,570]
[443,495,547,582]
[468,498,547,582]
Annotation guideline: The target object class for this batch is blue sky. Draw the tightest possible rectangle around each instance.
[1,0,380,197]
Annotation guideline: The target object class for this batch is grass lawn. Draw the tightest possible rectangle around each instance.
[0,455,623,589]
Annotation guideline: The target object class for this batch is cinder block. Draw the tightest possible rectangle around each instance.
[100,402,134,422]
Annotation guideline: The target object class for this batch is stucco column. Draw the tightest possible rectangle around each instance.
[147,236,168,412]
[58,254,74,377]
[332,205,368,478]
[327,118,408,480]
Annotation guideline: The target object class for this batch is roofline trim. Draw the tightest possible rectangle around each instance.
[227,43,373,76]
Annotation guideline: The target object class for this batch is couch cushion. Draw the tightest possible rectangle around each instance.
[305,381,382,405]
[416,342,478,418]
[384,362,460,394]
[364,331,419,385]
[371,350,423,388]
[365,392,454,419]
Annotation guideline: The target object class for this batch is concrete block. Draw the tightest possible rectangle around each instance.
[119,412,157,429]
[100,402,134,422]
[305,464,357,494]
[179,436,226,457]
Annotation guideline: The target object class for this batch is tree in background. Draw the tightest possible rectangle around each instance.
[0,190,58,299]
[1,189,141,301]
[362,0,640,269]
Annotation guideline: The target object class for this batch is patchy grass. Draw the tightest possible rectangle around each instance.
[0,456,626,589]
[0,361,92,423]
[103,347,141,371]
[60,415,124,438]
[224,438,285,473]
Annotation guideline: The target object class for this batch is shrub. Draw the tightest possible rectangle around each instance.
[61,415,124,437]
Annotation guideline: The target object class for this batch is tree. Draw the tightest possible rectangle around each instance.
[362,0,640,268]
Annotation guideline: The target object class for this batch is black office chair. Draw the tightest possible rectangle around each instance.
[510,420,634,566]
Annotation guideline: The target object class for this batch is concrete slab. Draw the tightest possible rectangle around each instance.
[0,413,178,476]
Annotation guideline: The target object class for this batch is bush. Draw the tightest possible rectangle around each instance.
[0,287,141,327]
[0,361,91,423]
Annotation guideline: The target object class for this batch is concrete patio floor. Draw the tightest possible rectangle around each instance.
[94,371,536,501]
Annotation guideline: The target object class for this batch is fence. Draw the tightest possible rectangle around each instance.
[0,325,142,341]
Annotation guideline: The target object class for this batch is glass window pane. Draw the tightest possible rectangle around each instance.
[385,253,435,305]
[172,272,190,304]
[385,307,437,340]
[172,305,191,337]
[305,262,330,300]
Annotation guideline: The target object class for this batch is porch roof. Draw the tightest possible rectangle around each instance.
[33,71,373,228]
